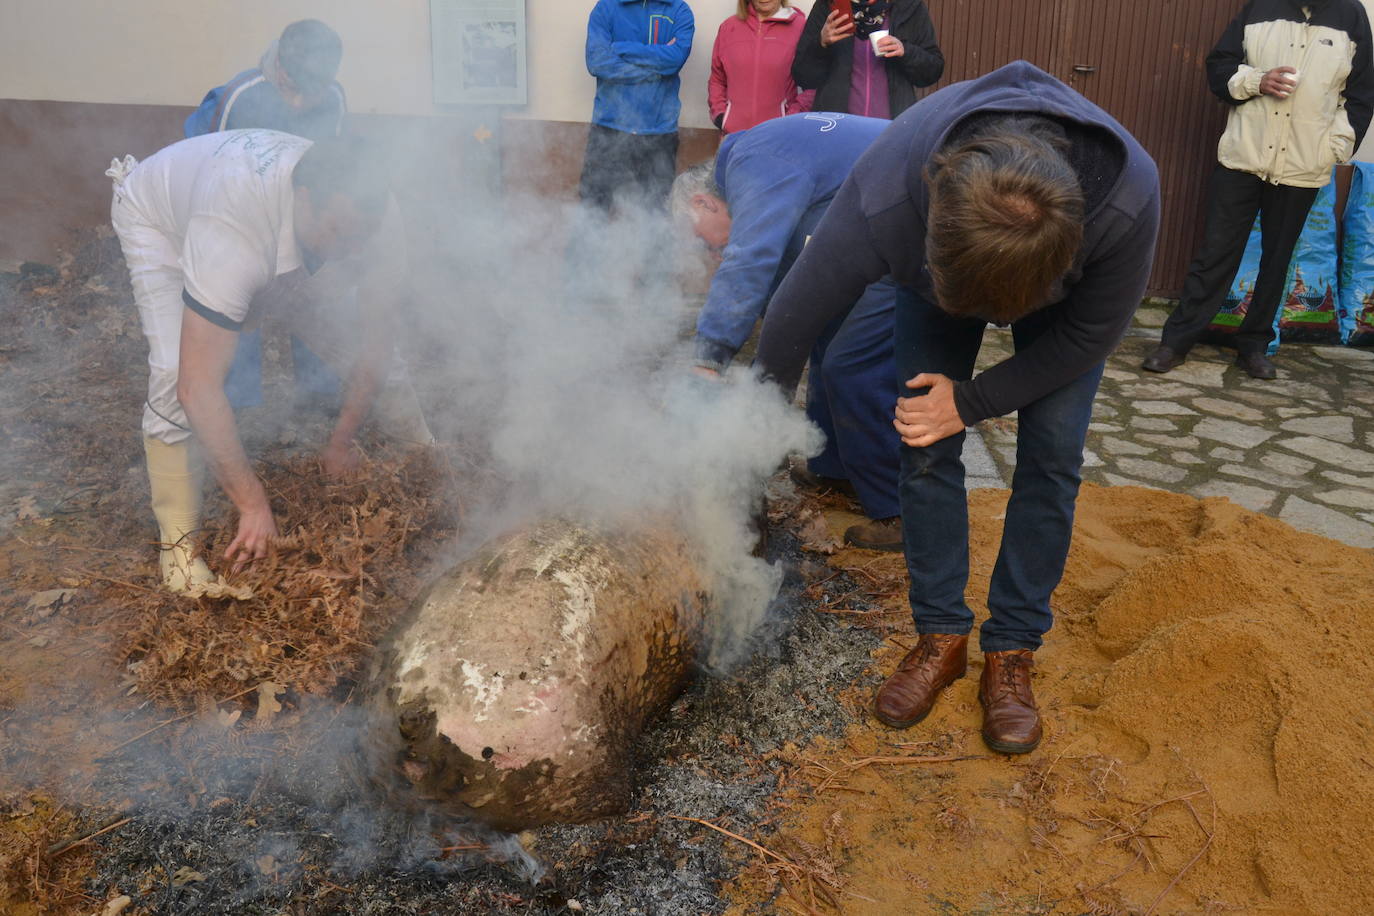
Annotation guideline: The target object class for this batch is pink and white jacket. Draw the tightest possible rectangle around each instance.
[708,7,814,134]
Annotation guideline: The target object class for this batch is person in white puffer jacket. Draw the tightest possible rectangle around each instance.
[1143,0,1374,380]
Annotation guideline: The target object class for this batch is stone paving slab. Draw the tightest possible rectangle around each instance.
[969,322,1374,549]
[1279,496,1374,548]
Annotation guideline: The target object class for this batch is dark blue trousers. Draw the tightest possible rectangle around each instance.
[894,287,1103,651]
[776,204,900,520]
[805,278,901,520]
[223,330,341,409]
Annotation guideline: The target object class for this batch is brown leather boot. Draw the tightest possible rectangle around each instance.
[873,634,968,728]
[979,650,1042,754]
[844,516,902,552]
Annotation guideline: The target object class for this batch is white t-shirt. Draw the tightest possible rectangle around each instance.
[120,129,310,326]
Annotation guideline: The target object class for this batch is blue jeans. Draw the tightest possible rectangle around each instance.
[895,287,1103,651]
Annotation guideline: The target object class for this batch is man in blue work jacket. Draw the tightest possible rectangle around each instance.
[186,19,347,410]
[754,62,1161,755]
[185,19,346,142]
[671,112,902,550]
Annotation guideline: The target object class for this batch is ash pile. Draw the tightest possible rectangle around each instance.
[0,226,885,915]
[85,525,879,915]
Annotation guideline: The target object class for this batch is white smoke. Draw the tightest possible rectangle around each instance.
[404,186,822,670]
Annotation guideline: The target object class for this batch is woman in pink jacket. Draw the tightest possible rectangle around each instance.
[709,0,814,134]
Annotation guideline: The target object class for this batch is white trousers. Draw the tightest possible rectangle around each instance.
[111,177,194,444]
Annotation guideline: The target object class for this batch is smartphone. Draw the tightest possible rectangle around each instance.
[832,0,853,23]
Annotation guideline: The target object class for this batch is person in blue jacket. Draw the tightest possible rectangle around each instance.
[579,0,695,217]
[671,112,902,550]
[753,62,1160,755]
[186,19,345,143]
[567,0,695,305]
[185,19,347,410]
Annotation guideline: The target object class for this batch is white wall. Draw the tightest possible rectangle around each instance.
[0,0,811,129]
[5,0,1373,148]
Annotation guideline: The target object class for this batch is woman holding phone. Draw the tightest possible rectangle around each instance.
[790,0,943,119]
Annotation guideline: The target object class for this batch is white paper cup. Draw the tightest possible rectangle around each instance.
[869,29,890,56]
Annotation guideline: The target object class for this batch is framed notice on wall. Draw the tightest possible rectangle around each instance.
[430,0,528,106]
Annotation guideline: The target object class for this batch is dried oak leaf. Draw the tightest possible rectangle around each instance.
[255,682,284,725]
[797,512,843,555]
[26,588,78,614]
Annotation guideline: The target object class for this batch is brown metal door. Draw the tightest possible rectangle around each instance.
[1060,0,1240,295]
[923,0,1242,295]
[923,0,1072,89]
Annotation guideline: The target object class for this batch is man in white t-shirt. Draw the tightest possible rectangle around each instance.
[108,129,403,592]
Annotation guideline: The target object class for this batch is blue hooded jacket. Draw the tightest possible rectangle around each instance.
[696,113,891,366]
[755,61,1161,424]
[586,0,695,135]
[184,41,345,141]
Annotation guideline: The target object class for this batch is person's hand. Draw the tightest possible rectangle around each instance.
[224,498,279,574]
[691,365,723,381]
[319,438,363,478]
[875,35,904,58]
[820,9,855,47]
[893,373,965,447]
[1260,66,1299,99]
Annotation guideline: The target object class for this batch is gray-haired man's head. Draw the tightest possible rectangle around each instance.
[670,160,730,253]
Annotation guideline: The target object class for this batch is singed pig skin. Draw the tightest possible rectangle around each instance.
[369,520,710,829]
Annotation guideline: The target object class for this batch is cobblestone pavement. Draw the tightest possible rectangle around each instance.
[970,305,1374,549]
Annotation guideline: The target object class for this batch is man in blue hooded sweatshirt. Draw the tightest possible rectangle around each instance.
[671,112,902,550]
[754,62,1160,755]
[567,0,694,305]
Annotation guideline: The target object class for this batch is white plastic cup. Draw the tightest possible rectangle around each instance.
[869,29,890,56]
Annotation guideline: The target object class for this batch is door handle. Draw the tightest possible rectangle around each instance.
[1072,65,1098,73]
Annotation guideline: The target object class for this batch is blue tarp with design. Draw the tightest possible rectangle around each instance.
[1340,161,1374,346]
[1210,171,1341,349]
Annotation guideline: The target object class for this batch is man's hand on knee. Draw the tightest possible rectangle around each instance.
[894,373,965,447]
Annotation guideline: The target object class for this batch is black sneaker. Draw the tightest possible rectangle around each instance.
[790,465,858,500]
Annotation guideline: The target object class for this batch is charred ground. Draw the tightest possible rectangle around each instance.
[0,231,885,915]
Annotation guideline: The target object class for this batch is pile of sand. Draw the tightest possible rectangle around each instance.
[728,484,1374,915]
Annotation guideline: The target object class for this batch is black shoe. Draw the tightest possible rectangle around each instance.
[1141,345,1185,373]
[1235,351,1277,380]
[844,516,903,552]
[789,465,858,500]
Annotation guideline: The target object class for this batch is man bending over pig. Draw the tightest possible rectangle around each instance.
[671,112,903,550]
[754,62,1160,754]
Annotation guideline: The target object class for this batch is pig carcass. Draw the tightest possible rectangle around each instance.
[369,520,710,830]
